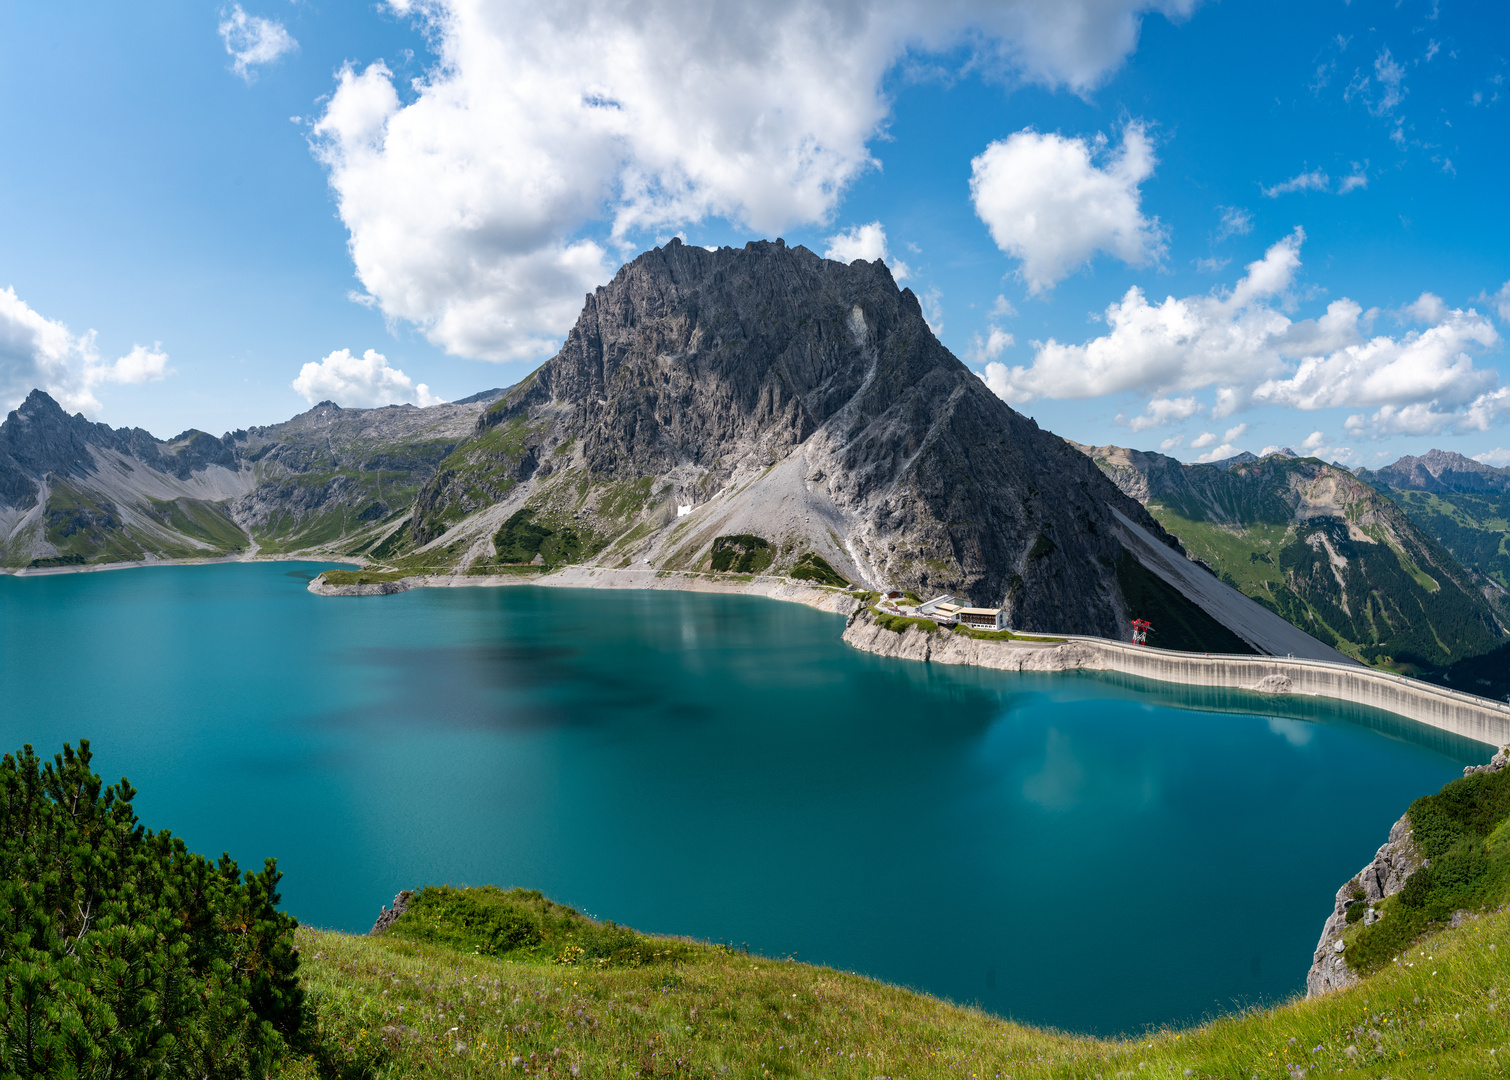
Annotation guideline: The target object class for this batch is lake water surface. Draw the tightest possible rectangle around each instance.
[0,562,1489,1034]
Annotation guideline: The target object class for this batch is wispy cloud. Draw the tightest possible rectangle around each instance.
[1344,47,1408,118]
[1214,205,1253,242]
[219,4,297,82]
[1338,161,1369,193]
[1261,168,1329,198]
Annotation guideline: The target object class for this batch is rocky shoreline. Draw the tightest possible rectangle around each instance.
[1306,745,1510,997]
[306,564,863,617]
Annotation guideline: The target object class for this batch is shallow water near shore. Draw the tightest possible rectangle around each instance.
[0,562,1489,1035]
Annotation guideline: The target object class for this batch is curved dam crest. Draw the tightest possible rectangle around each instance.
[840,610,1510,749]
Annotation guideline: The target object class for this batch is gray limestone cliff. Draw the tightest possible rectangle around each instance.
[1307,744,1510,996]
[406,239,1190,638]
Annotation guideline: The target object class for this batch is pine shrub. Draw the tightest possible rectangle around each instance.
[0,741,303,1078]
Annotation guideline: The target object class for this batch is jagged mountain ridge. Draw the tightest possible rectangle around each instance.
[0,390,505,566]
[1360,449,1510,495]
[394,239,1335,647]
[1356,450,1510,591]
[1075,442,1509,669]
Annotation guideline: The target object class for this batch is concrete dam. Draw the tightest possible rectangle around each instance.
[842,612,1510,750]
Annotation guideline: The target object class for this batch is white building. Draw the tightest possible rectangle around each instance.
[916,594,1007,630]
[956,607,1008,631]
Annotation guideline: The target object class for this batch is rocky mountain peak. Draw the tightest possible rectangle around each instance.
[408,239,1258,640]
[1362,449,1510,495]
[12,388,72,424]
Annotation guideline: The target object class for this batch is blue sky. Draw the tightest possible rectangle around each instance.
[1,0,1507,467]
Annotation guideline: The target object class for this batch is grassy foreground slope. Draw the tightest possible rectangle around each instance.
[291,887,1510,1079]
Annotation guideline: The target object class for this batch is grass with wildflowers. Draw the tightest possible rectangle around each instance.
[286,884,1510,1079]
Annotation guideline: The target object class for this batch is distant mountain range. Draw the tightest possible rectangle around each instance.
[0,389,505,567]
[1356,450,1510,593]
[1073,443,1509,672]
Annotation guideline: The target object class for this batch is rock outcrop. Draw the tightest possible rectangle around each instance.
[1306,816,1425,997]
[371,889,414,935]
[1307,744,1510,996]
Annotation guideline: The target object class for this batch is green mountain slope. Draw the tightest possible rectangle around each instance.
[1075,443,1510,671]
[1358,449,1510,590]
[1424,638,1510,703]
[0,390,507,568]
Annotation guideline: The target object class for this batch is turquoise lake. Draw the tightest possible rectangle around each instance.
[0,562,1490,1034]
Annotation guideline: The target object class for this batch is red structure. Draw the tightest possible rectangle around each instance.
[1130,619,1154,646]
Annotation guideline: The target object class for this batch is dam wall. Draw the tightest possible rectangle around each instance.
[1062,637,1510,747]
[841,614,1510,749]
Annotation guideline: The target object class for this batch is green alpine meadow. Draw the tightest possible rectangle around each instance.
[11,738,1510,1078]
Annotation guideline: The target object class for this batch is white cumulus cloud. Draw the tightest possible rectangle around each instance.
[218,4,297,81]
[292,348,444,408]
[824,222,909,280]
[970,121,1164,294]
[1254,306,1498,413]
[1,287,86,412]
[0,287,170,415]
[1193,423,1249,462]
[312,0,1198,364]
[967,326,1015,365]
[983,229,1306,404]
[980,229,1508,438]
[1344,387,1510,439]
[1126,395,1201,432]
[85,343,172,386]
